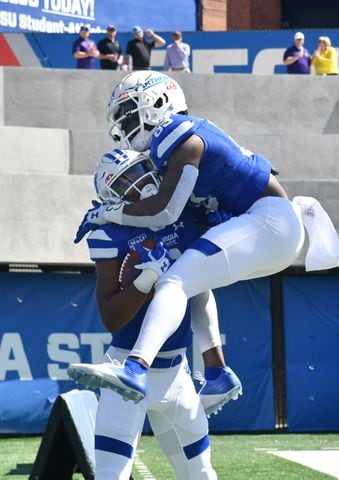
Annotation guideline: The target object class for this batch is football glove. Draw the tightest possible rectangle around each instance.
[133,241,171,293]
[206,209,232,228]
[74,200,109,244]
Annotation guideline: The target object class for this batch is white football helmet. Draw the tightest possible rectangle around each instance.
[106,71,187,151]
[94,148,161,203]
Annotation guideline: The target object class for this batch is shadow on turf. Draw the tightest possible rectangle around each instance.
[5,463,33,475]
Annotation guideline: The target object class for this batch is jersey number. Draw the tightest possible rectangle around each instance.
[153,118,173,138]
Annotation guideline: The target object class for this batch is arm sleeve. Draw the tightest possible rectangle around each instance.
[121,164,199,228]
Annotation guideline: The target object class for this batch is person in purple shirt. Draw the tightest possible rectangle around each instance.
[72,25,99,69]
[283,31,311,74]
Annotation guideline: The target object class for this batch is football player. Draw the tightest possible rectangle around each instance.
[68,148,240,479]
[74,71,304,405]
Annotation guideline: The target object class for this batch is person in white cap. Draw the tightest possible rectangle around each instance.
[283,32,311,74]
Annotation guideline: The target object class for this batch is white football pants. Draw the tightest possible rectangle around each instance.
[95,346,217,480]
[130,196,304,366]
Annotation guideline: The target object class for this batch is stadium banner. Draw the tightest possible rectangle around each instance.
[1,28,339,73]
[0,0,196,33]
[0,271,110,433]
[0,271,274,434]
[283,276,339,432]
[207,278,275,432]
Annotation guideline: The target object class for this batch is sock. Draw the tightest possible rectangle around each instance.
[125,358,148,375]
[204,366,224,380]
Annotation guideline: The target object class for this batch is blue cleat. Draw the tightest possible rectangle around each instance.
[67,359,148,404]
[197,366,243,417]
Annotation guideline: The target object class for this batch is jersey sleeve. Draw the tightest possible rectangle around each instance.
[87,225,129,262]
[150,114,198,172]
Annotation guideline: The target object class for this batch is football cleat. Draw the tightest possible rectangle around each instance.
[196,366,243,417]
[67,361,147,404]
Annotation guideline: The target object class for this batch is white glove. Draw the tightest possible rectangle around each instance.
[74,200,109,243]
[74,200,127,243]
[133,241,171,293]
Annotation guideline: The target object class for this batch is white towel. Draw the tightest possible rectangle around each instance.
[292,196,339,272]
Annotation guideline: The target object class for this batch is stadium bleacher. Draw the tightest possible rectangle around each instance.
[1,67,338,265]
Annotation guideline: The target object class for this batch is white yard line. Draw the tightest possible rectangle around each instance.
[134,450,157,479]
[267,450,339,479]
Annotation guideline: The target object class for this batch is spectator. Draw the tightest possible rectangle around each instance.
[124,25,166,71]
[72,25,99,69]
[311,36,338,75]
[283,32,311,74]
[164,31,191,73]
[97,25,123,70]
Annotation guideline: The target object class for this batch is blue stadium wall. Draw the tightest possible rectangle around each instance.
[0,1,198,33]
[1,270,339,434]
[2,29,339,74]
[1,2,339,74]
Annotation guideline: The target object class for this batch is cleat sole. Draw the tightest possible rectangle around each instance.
[67,367,144,404]
[203,385,243,417]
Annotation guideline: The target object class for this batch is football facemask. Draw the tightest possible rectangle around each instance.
[94,148,161,203]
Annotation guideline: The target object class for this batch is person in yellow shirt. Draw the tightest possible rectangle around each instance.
[311,36,338,75]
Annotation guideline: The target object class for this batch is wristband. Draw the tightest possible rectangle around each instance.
[133,269,158,293]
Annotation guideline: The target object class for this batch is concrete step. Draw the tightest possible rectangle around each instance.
[2,68,339,136]
[0,125,69,174]
[1,172,338,267]
[0,173,94,265]
[231,133,339,181]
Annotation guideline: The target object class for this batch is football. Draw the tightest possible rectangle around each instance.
[119,238,156,290]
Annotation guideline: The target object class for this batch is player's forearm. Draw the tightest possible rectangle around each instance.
[118,164,198,227]
[98,287,150,332]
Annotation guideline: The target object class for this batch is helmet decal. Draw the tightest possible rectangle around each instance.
[106,71,187,152]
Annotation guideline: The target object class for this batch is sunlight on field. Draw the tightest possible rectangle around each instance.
[1,433,339,479]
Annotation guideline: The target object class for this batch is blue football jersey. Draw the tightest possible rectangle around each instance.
[87,205,206,351]
[150,114,272,215]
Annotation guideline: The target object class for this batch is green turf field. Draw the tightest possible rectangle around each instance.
[1,433,338,479]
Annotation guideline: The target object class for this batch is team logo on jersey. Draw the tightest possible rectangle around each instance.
[127,233,147,248]
[173,222,184,231]
[160,232,179,246]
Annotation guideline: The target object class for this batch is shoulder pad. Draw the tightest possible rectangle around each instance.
[150,114,196,168]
